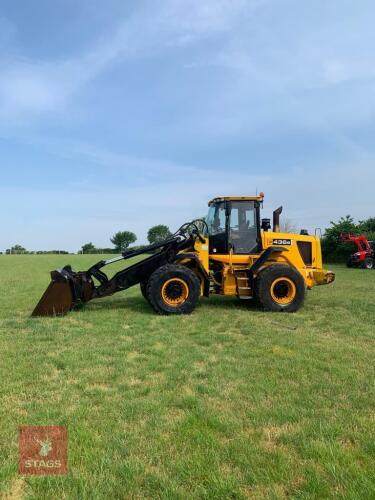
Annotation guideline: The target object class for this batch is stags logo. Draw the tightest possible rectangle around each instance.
[19,426,68,475]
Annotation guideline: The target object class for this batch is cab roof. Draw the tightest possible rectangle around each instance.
[208,194,264,205]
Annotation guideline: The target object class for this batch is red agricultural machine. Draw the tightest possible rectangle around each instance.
[340,234,375,269]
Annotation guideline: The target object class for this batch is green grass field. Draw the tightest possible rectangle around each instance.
[0,256,374,499]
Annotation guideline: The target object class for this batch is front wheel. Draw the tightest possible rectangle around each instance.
[255,265,305,312]
[147,264,201,315]
[362,257,374,270]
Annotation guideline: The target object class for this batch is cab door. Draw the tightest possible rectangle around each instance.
[206,202,228,254]
[229,201,259,254]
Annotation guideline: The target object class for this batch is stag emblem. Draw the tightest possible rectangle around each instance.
[35,438,52,457]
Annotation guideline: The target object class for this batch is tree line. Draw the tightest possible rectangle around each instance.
[4,245,69,255]
[80,224,172,254]
[3,225,172,255]
[4,218,375,263]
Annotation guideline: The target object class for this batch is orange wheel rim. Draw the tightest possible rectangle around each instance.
[270,277,296,305]
[161,278,189,306]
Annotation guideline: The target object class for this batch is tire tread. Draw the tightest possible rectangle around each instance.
[255,264,305,313]
[147,264,200,315]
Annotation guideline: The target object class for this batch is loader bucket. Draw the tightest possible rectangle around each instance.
[32,270,75,317]
[31,266,95,317]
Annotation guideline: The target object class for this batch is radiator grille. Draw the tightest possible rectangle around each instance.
[297,241,312,266]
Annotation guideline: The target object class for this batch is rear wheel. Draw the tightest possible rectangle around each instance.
[147,264,200,315]
[256,265,305,312]
[362,257,374,269]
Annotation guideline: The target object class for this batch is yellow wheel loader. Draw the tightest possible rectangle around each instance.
[32,194,335,317]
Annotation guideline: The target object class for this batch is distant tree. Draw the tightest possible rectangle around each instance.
[81,242,96,254]
[8,244,27,254]
[280,218,298,234]
[36,250,69,255]
[358,217,375,233]
[321,215,359,262]
[324,215,358,240]
[357,218,375,244]
[89,247,117,254]
[147,225,172,244]
[110,231,137,252]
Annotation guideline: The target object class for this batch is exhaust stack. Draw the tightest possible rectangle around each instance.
[273,206,283,232]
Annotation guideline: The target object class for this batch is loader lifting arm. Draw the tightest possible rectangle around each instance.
[32,221,203,317]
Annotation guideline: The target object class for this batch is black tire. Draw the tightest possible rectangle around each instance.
[147,264,200,315]
[140,281,149,302]
[255,264,305,313]
[346,257,354,268]
[362,257,374,270]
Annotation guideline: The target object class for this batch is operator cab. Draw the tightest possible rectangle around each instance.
[205,196,263,255]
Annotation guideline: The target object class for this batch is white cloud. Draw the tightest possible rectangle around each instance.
[0,62,64,114]
[323,59,375,85]
[1,146,374,252]
[177,1,375,138]
[1,0,374,254]
[0,0,255,122]
[2,0,374,137]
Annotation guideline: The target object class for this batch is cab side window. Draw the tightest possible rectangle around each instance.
[207,202,228,254]
[212,206,226,235]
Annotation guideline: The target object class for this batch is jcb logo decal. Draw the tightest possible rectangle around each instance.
[273,239,293,246]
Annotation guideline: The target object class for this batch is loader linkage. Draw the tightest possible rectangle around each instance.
[31,224,198,317]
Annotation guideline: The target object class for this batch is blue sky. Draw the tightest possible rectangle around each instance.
[1,0,375,251]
